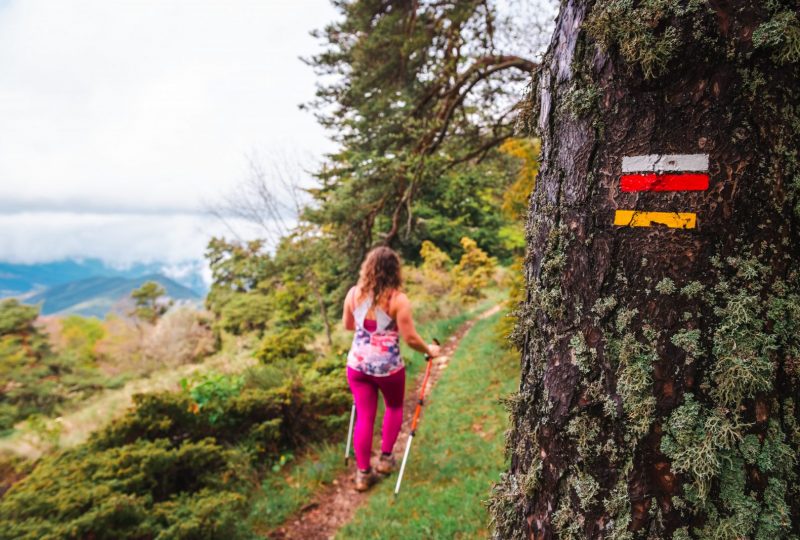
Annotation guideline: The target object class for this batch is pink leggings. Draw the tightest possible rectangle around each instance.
[346,366,405,471]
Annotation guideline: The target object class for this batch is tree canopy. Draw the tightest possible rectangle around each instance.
[303,0,540,268]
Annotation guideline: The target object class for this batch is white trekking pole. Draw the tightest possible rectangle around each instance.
[345,403,356,465]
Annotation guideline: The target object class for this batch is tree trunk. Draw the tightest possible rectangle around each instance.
[491,1,800,539]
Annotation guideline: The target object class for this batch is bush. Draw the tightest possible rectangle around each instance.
[452,237,497,300]
[0,438,250,540]
[57,315,106,362]
[403,240,467,323]
[256,327,314,365]
[92,367,348,457]
[0,359,352,537]
[96,308,215,376]
[419,240,454,296]
[0,452,32,498]
[141,308,216,367]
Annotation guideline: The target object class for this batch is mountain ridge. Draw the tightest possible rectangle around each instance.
[26,273,201,318]
[0,258,207,297]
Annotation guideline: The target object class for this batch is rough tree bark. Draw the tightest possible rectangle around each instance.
[490,1,800,539]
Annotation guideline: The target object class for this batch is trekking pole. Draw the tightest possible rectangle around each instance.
[394,338,440,497]
[344,402,356,466]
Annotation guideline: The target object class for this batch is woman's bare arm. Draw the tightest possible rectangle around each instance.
[394,292,439,357]
[342,286,356,331]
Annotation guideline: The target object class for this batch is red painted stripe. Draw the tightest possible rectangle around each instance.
[620,173,709,192]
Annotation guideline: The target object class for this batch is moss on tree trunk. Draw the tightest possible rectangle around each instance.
[490,1,800,538]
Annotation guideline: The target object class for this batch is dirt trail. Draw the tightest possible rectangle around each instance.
[267,304,502,540]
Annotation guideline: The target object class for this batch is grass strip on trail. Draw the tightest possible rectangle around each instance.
[337,311,516,539]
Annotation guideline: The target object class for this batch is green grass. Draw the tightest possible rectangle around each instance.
[402,289,505,379]
[246,295,506,537]
[337,311,517,539]
[248,441,344,534]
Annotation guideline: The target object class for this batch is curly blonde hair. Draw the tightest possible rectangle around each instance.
[356,246,403,306]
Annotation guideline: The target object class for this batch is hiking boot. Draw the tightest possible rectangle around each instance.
[375,454,396,475]
[354,468,373,492]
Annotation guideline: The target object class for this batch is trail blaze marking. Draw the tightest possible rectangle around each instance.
[621,154,709,173]
[615,153,708,228]
[620,173,709,192]
[614,210,697,229]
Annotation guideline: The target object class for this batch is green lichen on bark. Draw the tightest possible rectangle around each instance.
[680,281,705,298]
[660,393,744,498]
[583,0,704,78]
[708,256,779,407]
[658,253,800,537]
[560,79,601,118]
[488,470,528,540]
[655,277,677,295]
[611,331,657,440]
[671,329,701,357]
[604,472,634,540]
[752,10,800,64]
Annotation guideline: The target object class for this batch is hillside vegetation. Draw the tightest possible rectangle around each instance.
[0,1,545,536]
[0,269,504,540]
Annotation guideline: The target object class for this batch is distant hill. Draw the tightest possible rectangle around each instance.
[0,258,207,299]
[26,273,201,318]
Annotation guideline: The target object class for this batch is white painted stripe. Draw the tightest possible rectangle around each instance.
[622,154,709,173]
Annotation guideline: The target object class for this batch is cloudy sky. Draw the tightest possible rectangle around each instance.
[0,0,337,273]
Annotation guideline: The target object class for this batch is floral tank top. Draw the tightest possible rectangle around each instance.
[347,291,403,377]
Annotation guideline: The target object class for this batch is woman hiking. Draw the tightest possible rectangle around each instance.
[342,246,441,491]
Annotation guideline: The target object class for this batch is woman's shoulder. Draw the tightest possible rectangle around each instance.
[345,285,360,308]
[389,289,409,308]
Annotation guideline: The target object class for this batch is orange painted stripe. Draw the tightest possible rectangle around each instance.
[614,210,696,229]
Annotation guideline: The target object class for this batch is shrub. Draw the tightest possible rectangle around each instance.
[0,370,346,538]
[256,327,314,365]
[0,452,32,498]
[96,309,215,376]
[452,237,497,299]
[57,315,106,362]
[141,308,216,367]
[92,365,348,458]
[419,240,454,296]
[403,240,468,322]
[0,438,250,540]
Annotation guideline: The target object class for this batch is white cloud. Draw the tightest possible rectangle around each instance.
[0,211,268,264]
[0,0,336,265]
